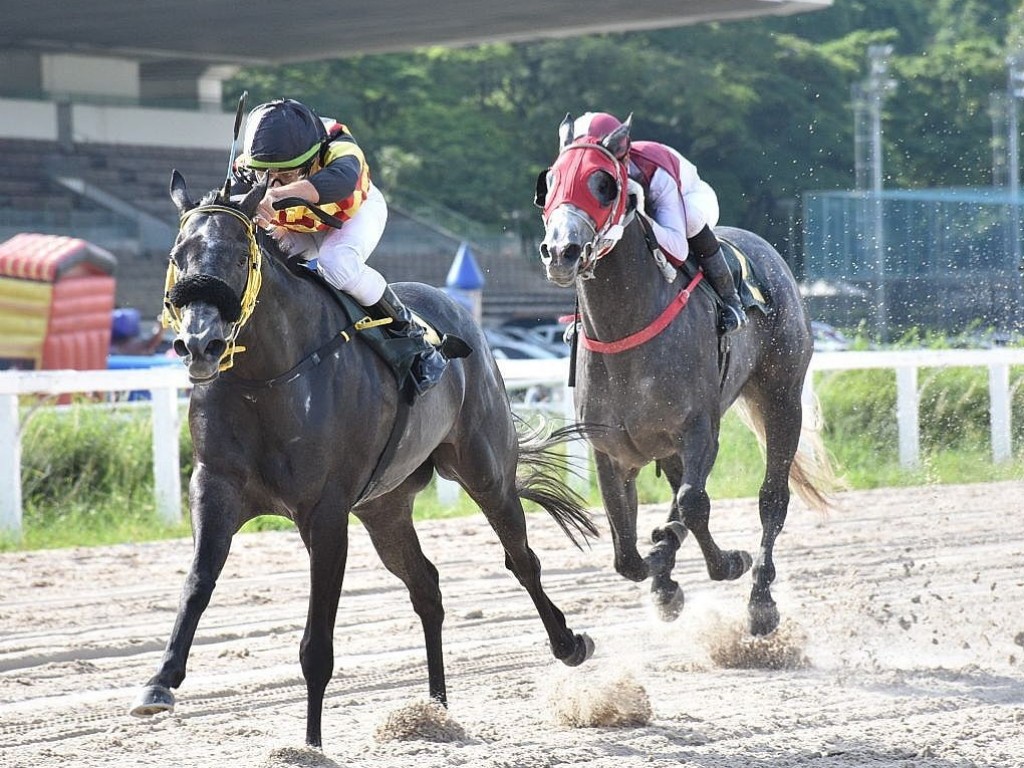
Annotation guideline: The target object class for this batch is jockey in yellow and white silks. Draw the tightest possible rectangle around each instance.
[571,112,746,334]
[233,98,447,395]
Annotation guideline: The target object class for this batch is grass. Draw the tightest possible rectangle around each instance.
[2,363,1023,552]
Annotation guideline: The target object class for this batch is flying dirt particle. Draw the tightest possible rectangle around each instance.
[373,699,467,743]
[546,670,653,728]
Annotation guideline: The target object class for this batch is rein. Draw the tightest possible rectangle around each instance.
[578,270,704,354]
[162,204,263,372]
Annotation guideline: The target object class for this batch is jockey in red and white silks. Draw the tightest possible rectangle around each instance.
[571,112,746,334]
[571,112,719,267]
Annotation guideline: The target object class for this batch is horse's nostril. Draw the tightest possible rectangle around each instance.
[539,243,550,262]
[172,339,189,359]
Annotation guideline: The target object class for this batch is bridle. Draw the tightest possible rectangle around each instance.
[543,140,632,279]
[162,204,263,372]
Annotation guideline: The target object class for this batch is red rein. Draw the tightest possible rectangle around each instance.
[567,272,704,354]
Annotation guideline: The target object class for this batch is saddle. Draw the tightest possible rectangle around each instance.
[286,258,457,395]
[671,235,770,317]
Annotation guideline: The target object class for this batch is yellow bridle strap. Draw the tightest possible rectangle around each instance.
[161,204,263,372]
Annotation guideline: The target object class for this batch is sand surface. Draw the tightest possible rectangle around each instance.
[1,481,1023,767]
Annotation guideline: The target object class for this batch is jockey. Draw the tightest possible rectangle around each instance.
[572,112,747,334]
[232,98,446,395]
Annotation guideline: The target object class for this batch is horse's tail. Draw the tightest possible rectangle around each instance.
[515,419,600,550]
[733,392,846,514]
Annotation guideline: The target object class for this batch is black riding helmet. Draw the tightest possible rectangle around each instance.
[241,99,328,170]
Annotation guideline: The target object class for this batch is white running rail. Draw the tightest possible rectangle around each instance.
[1,349,1022,540]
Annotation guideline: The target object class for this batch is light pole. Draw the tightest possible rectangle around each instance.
[1007,52,1024,329]
[861,44,896,342]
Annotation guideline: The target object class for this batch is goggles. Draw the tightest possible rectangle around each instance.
[254,167,306,186]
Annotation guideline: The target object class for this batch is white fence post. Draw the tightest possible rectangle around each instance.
[151,386,182,524]
[989,362,1012,463]
[563,381,590,494]
[0,393,22,540]
[895,366,920,468]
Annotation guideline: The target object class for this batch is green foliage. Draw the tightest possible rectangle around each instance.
[224,0,1023,253]
[13,401,190,550]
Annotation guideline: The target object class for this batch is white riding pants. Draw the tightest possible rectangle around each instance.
[273,183,389,305]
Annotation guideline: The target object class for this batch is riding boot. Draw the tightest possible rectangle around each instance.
[698,247,748,334]
[370,286,448,396]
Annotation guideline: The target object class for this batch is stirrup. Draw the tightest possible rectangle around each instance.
[719,303,748,335]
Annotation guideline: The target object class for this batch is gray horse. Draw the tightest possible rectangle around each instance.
[537,114,838,635]
[130,172,596,748]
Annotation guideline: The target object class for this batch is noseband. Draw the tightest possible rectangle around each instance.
[162,204,263,371]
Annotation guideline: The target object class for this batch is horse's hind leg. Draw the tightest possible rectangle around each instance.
[355,482,447,705]
[298,503,350,747]
[747,387,803,636]
[444,447,592,667]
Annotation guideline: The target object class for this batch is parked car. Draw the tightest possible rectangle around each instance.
[483,328,562,360]
[496,319,571,357]
[811,321,851,352]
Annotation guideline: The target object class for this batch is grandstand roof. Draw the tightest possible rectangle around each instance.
[3,0,830,65]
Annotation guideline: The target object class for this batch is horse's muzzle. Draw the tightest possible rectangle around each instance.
[173,303,228,383]
[540,205,595,286]
[540,241,590,287]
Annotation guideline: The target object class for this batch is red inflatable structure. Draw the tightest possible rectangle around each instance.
[0,233,117,370]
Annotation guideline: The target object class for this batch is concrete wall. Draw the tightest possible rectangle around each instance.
[0,97,231,149]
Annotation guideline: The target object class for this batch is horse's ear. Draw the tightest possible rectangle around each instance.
[602,113,632,161]
[238,176,268,219]
[558,113,574,150]
[169,170,194,216]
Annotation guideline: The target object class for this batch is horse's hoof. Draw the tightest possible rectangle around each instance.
[748,601,780,636]
[652,582,684,622]
[709,549,753,581]
[560,632,595,667]
[130,684,176,717]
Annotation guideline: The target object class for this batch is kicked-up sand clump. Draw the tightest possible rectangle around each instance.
[259,746,340,768]
[373,699,467,743]
[703,616,811,670]
[547,670,653,728]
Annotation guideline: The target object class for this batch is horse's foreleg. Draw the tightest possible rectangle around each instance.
[131,473,237,717]
[593,451,647,582]
[357,494,447,706]
[655,421,751,622]
[299,508,350,748]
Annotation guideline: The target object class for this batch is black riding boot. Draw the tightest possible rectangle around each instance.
[698,247,748,334]
[371,286,448,396]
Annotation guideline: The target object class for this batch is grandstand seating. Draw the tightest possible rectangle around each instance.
[0,137,571,324]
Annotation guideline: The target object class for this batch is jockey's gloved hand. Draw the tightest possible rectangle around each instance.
[627,178,647,216]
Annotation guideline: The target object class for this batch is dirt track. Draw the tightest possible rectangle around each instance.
[1,481,1023,768]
